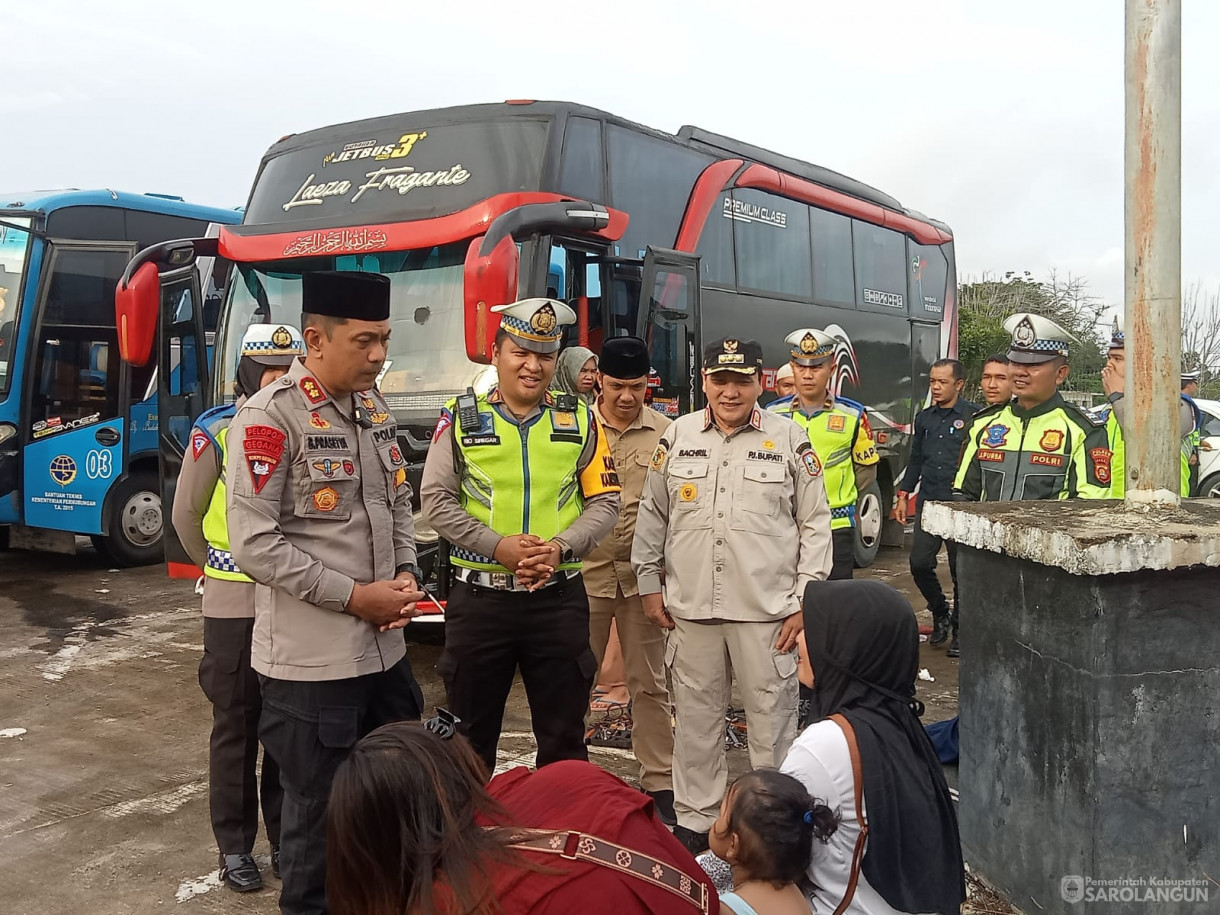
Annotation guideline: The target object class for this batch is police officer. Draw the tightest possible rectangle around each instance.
[582,335,675,825]
[894,359,976,657]
[421,298,621,773]
[172,324,302,892]
[1099,316,1198,497]
[227,271,425,915]
[954,313,1112,505]
[632,337,833,855]
[769,328,878,579]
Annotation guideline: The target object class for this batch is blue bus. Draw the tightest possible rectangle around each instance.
[0,190,241,564]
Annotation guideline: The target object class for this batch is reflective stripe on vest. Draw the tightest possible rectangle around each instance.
[451,395,589,573]
[777,402,860,530]
[1106,410,1190,499]
[200,420,253,582]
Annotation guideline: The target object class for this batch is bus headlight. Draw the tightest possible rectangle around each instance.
[0,423,16,446]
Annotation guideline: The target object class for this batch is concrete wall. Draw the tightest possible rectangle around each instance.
[958,546,1220,914]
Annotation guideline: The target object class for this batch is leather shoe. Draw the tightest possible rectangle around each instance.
[929,614,951,646]
[220,853,262,892]
[947,635,960,658]
[271,846,281,879]
[673,825,710,856]
[646,789,677,827]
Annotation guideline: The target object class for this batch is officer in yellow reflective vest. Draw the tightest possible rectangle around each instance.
[170,323,304,892]
[768,328,878,580]
[1099,315,1197,498]
[954,313,1112,504]
[421,298,622,772]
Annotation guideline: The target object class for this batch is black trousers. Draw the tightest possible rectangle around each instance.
[439,575,598,773]
[909,505,958,625]
[830,528,855,580]
[259,654,423,915]
[199,617,283,856]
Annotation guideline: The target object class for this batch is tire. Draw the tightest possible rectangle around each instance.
[853,480,883,569]
[1199,472,1220,499]
[91,471,163,566]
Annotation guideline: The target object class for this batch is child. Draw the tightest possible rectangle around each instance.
[699,769,838,914]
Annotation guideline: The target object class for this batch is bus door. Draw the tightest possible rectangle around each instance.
[155,266,210,575]
[21,241,135,542]
[635,247,701,418]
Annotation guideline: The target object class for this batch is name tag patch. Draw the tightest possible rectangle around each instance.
[306,435,349,451]
[977,449,1005,463]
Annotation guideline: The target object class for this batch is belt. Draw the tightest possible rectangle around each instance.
[206,546,242,574]
[454,568,578,592]
[504,828,708,912]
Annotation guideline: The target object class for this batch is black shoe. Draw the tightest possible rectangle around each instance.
[673,825,710,856]
[947,635,960,658]
[270,846,280,879]
[220,853,262,892]
[646,789,677,827]
[929,614,952,646]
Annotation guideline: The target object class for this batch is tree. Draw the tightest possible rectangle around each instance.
[1181,283,1220,398]
[957,271,1108,396]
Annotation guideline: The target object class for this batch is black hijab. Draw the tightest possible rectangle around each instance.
[804,579,965,915]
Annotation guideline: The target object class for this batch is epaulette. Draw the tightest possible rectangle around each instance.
[1060,399,1106,428]
[970,401,1006,420]
[834,396,865,416]
[195,402,237,428]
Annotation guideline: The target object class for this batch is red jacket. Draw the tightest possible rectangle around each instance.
[468,761,719,915]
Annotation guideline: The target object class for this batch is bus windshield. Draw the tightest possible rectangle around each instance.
[217,242,490,428]
[0,217,32,394]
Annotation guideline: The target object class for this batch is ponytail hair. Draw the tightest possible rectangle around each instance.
[713,768,839,889]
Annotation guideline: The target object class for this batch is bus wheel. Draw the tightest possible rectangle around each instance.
[91,471,163,566]
[853,481,883,569]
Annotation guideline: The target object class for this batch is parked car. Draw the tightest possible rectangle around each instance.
[1193,398,1220,498]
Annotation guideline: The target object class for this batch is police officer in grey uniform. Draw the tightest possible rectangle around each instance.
[227,271,425,915]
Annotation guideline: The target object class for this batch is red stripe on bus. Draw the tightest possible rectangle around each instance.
[734,164,953,246]
[673,159,745,252]
[219,193,630,261]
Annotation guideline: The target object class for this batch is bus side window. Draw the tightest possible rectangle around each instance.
[29,246,130,427]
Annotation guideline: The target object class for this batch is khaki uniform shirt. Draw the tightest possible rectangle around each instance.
[227,358,416,681]
[420,393,620,562]
[170,398,253,620]
[631,405,833,622]
[583,402,673,599]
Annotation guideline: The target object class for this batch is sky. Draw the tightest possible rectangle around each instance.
[2,0,1217,310]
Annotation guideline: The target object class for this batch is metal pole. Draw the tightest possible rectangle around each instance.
[1124,0,1182,505]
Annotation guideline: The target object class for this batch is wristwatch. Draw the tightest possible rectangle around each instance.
[395,562,421,580]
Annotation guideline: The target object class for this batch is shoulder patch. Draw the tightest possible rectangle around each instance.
[190,430,211,461]
[650,442,669,471]
[433,408,454,443]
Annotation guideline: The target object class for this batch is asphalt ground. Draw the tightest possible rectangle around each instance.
[0,540,963,914]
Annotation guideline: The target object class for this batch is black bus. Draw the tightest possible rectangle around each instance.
[117,100,956,576]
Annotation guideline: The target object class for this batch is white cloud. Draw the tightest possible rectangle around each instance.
[2,0,1217,306]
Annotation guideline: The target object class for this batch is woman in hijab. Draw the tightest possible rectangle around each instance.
[555,345,598,404]
[781,580,965,915]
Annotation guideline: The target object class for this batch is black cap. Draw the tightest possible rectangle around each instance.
[599,336,651,379]
[302,271,391,321]
[702,337,763,374]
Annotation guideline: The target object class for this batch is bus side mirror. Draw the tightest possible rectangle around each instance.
[116,261,160,367]
[463,234,519,364]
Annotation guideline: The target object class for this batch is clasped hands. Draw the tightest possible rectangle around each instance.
[494,534,563,592]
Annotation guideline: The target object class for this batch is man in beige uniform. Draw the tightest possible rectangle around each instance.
[632,337,833,855]
[227,271,425,915]
[583,336,675,825]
